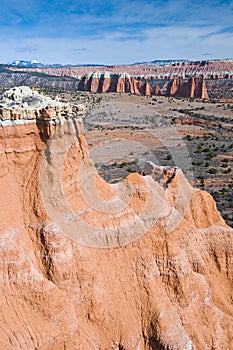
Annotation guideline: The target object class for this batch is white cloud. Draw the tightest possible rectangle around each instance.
[1,25,231,65]
[0,0,232,64]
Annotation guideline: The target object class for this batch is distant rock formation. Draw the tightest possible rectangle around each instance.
[7,59,233,80]
[78,72,208,98]
[78,71,153,96]
[166,76,209,98]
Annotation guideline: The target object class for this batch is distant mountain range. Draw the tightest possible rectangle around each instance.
[132,59,189,65]
[8,60,105,68]
[4,58,232,68]
[9,60,63,68]
[8,59,190,68]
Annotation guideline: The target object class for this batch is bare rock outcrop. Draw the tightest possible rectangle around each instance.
[78,71,153,96]
[53,69,209,99]
[0,87,232,349]
[0,86,85,121]
[78,71,163,97]
[166,76,209,98]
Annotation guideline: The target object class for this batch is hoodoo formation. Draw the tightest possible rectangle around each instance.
[0,87,232,349]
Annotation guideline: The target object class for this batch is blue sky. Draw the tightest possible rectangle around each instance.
[0,0,233,64]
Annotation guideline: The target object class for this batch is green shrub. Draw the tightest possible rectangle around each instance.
[195,161,204,166]
[209,168,218,174]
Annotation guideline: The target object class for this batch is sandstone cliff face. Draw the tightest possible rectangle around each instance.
[166,77,209,99]
[78,71,152,96]
[154,84,161,96]
[76,72,209,99]
[0,87,232,350]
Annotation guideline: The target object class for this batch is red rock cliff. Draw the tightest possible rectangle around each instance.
[78,71,153,96]
[166,77,209,98]
[0,87,232,350]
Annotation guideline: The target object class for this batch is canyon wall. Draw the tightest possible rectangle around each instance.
[0,69,210,99]
[166,77,209,99]
[78,71,154,96]
[0,87,232,349]
[78,72,208,98]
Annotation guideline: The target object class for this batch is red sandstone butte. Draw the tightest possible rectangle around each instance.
[0,87,232,350]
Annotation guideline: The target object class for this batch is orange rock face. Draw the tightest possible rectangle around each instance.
[78,71,152,96]
[78,72,209,99]
[0,87,232,349]
[166,77,209,98]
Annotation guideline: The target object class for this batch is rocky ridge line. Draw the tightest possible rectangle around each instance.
[7,59,233,79]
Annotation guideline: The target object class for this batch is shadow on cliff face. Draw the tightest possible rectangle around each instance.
[36,119,53,143]
[142,321,166,350]
[148,337,164,350]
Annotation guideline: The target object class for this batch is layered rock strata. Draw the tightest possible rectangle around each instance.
[7,59,233,79]
[0,86,85,121]
[0,87,232,350]
[78,71,154,96]
[64,72,209,99]
[166,77,209,99]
